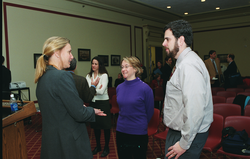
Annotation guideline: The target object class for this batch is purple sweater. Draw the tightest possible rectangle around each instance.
[116,77,154,135]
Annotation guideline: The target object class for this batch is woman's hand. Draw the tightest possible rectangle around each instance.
[94,108,107,116]
[91,77,100,86]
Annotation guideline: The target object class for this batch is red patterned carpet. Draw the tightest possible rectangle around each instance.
[25,115,243,159]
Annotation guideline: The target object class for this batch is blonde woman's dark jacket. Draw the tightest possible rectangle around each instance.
[36,65,95,159]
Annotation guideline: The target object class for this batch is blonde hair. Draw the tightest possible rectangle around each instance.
[121,56,142,77]
[34,36,70,83]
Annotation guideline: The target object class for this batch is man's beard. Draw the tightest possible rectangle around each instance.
[167,41,179,58]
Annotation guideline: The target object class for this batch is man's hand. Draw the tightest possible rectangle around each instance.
[91,77,100,86]
[166,142,186,159]
[94,108,107,116]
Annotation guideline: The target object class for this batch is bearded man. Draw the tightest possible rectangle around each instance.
[162,20,213,159]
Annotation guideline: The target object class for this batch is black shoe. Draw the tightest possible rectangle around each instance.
[92,146,101,155]
[100,147,109,157]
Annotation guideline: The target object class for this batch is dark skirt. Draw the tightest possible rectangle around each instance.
[116,131,148,159]
[89,100,111,129]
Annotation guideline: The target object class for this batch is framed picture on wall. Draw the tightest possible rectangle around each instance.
[78,49,91,61]
[98,55,109,66]
[111,55,121,66]
[217,54,228,63]
[34,53,42,68]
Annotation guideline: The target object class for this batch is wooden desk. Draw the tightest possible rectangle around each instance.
[2,100,36,159]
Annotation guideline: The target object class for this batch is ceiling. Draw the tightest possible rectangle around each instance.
[69,0,250,23]
[134,0,250,16]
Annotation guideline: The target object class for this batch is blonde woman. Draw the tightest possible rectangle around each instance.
[35,36,105,159]
[116,56,154,159]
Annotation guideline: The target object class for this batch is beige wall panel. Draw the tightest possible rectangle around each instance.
[193,26,250,76]
[5,5,130,101]
[135,27,143,62]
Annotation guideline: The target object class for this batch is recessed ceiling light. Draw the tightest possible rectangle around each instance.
[201,0,206,2]
[184,12,188,15]
[216,7,220,10]
[167,6,171,9]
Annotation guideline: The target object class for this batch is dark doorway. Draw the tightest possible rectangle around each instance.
[155,47,163,64]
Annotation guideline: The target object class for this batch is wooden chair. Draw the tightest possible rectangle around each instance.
[203,114,224,159]
[216,116,250,158]
[213,103,241,119]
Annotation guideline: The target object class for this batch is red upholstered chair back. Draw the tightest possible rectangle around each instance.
[211,87,225,96]
[226,88,244,94]
[216,116,250,158]
[245,105,250,117]
[224,116,250,137]
[212,96,226,104]
[108,87,116,104]
[213,103,241,119]
[216,91,236,98]
[203,114,224,152]
[110,95,119,114]
[245,89,250,92]
[209,114,224,139]
[237,85,250,90]
[154,87,164,101]
[226,97,235,104]
[211,87,225,93]
[148,108,160,136]
[237,92,250,96]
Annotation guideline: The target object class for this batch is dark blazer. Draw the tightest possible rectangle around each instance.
[70,72,96,103]
[224,61,238,88]
[162,64,172,83]
[114,78,124,87]
[2,65,11,99]
[36,66,95,159]
[223,61,237,78]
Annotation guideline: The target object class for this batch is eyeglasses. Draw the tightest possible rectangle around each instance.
[121,65,132,69]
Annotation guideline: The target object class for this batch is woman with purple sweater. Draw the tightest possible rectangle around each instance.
[116,56,154,159]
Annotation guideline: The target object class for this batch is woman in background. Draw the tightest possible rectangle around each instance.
[86,56,111,157]
[35,36,105,159]
[152,60,164,79]
[150,73,163,90]
[116,56,154,159]
[114,73,124,87]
